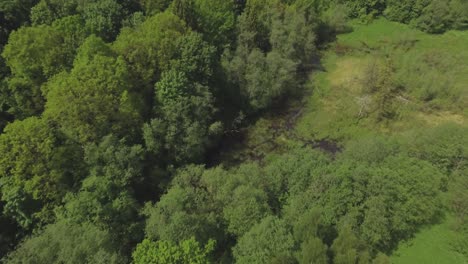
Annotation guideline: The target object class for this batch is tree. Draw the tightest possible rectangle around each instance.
[51,15,89,62]
[4,220,125,264]
[30,0,78,25]
[384,0,467,33]
[80,0,124,41]
[224,48,297,112]
[113,11,187,91]
[334,154,443,249]
[404,123,468,173]
[57,135,144,249]
[0,117,83,229]
[0,0,39,46]
[72,34,115,64]
[145,69,219,165]
[44,38,141,144]
[222,185,270,237]
[236,0,280,51]
[384,0,429,24]
[201,163,275,237]
[359,196,390,248]
[415,0,453,33]
[450,167,468,225]
[263,148,331,210]
[293,209,328,264]
[296,236,328,264]
[143,32,221,165]
[271,3,318,64]
[373,253,391,264]
[170,32,216,84]
[448,166,468,257]
[132,237,215,264]
[139,0,173,15]
[233,216,295,264]
[281,140,444,251]
[344,0,386,19]
[144,166,224,244]
[192,0,235,49]
[450,0,468,30]
[170,0,197,29]
[223,0,322,112]
[2,25,67,117]
[331,226,371,264]
[1,16,87,118]
[246,50,297,110]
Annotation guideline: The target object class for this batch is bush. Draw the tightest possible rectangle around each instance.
[385,0,430,24]
[414,0,453,33]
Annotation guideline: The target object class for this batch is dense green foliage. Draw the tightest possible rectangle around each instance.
[132,238,215,264]
[345,0,468,33]
[0,117,83,229]
[5,220,125,264]
[0,0,466,263]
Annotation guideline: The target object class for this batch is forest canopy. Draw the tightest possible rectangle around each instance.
[0,0,467,263]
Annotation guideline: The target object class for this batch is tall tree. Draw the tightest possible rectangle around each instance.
[2,26,65,117]
[132,237,215,264]
[331,226,371,264]
[144,32,221,165]
[113,12,187,92]
[0,0,39,46]
[193,0,236,49]
[79,0,124,41]
[144,166,225,244]
[233,216,296,264]
[293,209,329,264]
[0,117,83,229]
[1,16,87,118]
[44,36,141,144]
[57,135,145,250]
[4,220,125,264]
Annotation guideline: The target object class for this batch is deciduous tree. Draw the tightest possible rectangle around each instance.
[0,117,83,229]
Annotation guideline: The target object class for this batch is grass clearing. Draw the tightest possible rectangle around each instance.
[391,216,467,264]
[328,57,368,93]
[295,18,468,142]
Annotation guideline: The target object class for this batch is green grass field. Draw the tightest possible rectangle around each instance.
[294,18,468,143]
[391,217,466,264]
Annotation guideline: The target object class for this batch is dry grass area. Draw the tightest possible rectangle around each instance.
[415,112,466,126]
[328,57,369,93]
[319,57,369,118]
